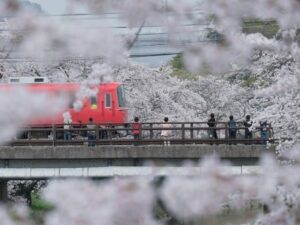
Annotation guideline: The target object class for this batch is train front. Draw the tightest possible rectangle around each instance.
[114,83,128,124]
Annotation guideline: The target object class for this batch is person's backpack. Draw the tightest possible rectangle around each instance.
[228,120,236,130]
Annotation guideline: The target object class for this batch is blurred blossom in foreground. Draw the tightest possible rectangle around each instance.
[10,15,127,65]
[43,178,159,225]
[0,155,300,224]
[0,87,67,143]
[35,154,300,225]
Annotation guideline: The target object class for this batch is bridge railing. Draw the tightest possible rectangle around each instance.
[7,122,275,146]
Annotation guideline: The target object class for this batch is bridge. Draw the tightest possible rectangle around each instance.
[0,122,277,201]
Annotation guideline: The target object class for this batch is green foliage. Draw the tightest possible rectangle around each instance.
[169,54,196,80]
[242,76,257,87]
[31,191,54,211]
[169,54,211,80]
[171,69,198,80]
[226,69,258,87]
[170,54,184,70]
[259,80,268,87]
[29,191,54,225]
[154,205,172,222]
[242,19,279,38]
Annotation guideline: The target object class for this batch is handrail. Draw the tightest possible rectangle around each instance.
[21,121,272,126]
[8,122,277,146]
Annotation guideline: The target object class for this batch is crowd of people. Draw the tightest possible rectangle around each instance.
[207,113,271,141]
[131,116,172,146]
[132,114,272,146]
[63,114,272,146]
[63,117,97,146]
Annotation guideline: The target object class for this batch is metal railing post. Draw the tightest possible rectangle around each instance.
[181,123,185,142]
[139,123,142,143]
[28,129,32,140]
[95,125,99,145]
[225,122,229,141]
[52,124,56,146]
[108,125,112,144]
[190,123,194,139]
[150,123,153,139]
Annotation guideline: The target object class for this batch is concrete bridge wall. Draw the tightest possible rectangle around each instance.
[0,144,274,160]
[0,144,274,169]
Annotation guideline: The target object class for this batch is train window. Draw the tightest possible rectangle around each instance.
[68,100,73,109]
[105,93,111,108]
[117,85,126,107]
[34,78,44,83]
[90,96,98,109]
[68,93,76,108]
[9,78,20,83]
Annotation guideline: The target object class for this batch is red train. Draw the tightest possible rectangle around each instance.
[2,77,128,126]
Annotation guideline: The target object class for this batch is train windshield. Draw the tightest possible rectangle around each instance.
[90,96,98,109]
[117,85,126,107]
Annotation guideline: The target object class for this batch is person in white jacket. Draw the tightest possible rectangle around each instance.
[161,117,172,146]
[63,117,72,141]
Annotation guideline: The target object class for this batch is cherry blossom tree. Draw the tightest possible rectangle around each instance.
[0,0,299,225]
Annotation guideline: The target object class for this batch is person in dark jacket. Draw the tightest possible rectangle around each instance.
[260,120,269,144]
[87,117,96,146]
[244,115,253,139]
[207,113,218,139]
[228,115,237,139]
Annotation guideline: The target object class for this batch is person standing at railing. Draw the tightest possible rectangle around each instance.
[228,115,237,139]
[63,118,72,141]
[268,123,274,139]
[244,115,253,139]
[132,117,141,146]
[207,113,218,139]
[161,117,172,146]
[87,117,96,146]
[260,120,269,144]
